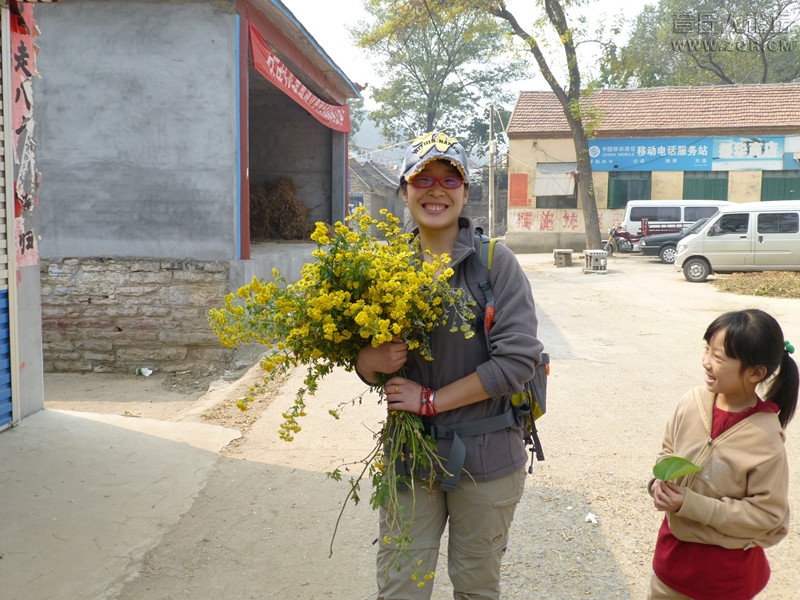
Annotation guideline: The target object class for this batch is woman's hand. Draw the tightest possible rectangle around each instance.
[355,337,408,384]
[384,376,423,414]
[651,479,685,512]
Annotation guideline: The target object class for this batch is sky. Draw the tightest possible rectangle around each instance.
[279,0,654,156]
[280,0,652,98]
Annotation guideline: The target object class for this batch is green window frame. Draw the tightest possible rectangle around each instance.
[761,171,800,201]
[683,171,728,200]
[607,172,651,209]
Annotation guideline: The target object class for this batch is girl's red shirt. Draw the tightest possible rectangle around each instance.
[653,399,780,600]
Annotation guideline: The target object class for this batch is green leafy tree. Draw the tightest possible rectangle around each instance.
[352,0,530,155]
[462,105,511,161]
[598,0,800,87]
[356,0,606,248]
[348,97,367,152]
[485,0,603,249]
[349,97,367,135]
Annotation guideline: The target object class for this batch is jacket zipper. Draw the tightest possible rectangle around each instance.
[683,421,752,486]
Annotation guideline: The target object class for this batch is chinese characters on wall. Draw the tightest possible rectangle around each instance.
[511,209,582,232]
[10,2,40,267]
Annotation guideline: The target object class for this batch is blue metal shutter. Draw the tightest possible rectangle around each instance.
[0,291,10,428]
[0,9,11,429]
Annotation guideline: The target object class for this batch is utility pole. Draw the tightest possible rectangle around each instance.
[488,104,496,238]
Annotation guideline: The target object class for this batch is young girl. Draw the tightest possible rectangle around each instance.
[649,308,798,599]
[356,131,543,599]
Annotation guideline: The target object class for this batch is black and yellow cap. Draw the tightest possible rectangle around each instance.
[400,131,469,185]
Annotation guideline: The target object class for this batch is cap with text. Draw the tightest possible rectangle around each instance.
[401,131,469,185]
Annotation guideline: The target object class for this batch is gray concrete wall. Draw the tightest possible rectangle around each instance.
[234,243,316,290]
[31,0,351,375]
[34,0,239,260]
[16,266,45,418]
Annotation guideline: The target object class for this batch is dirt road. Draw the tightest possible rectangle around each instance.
[44,251,800,599]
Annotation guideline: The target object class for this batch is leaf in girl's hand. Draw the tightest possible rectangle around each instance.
[653,456,702,481]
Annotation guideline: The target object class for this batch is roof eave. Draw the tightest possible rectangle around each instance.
[250,0,362,100]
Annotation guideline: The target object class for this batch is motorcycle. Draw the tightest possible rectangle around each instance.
[602,225,642,256]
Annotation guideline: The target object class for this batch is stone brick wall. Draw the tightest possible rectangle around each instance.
[40,258,235,374]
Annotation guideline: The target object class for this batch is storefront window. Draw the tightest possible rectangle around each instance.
[536,193,578,209]
[534,163,577,208]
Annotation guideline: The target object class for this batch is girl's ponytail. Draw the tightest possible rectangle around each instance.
[766,349,799,428]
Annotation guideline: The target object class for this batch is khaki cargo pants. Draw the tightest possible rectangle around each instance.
[377,467,526,600]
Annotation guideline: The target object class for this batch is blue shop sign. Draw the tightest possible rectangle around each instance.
[589,136,784,171]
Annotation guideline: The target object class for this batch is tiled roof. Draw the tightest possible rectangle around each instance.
[508,84,800,138]
[349,158,398,191]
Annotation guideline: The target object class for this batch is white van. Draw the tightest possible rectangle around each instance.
[621,200,731,236]
[674,200,800,282]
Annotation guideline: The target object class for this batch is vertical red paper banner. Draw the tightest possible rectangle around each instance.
[10,2,39,267]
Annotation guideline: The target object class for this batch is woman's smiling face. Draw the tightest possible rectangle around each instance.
[403,159,468,233]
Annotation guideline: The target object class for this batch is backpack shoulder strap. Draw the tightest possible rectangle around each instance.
[476,228,498,334]
[478,232,497,272]
[466,229,497,348]
[473,226,497,269]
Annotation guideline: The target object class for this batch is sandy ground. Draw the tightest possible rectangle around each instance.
[43,251,800,599]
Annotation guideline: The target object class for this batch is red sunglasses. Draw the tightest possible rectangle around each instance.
[409,175,464,189]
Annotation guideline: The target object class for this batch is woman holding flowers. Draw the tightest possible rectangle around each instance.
[356,131,544,599]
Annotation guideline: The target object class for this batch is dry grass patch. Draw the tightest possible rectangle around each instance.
[711,271,800,299]
[200,370,291,443]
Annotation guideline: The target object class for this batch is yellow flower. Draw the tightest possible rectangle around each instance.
[206,205,477,572]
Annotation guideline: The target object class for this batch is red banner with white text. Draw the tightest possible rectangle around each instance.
[248,23,350,133]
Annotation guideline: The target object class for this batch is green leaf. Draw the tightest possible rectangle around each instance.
[653,456,702,481]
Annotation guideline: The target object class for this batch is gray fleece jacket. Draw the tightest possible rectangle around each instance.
[404,217,543,482]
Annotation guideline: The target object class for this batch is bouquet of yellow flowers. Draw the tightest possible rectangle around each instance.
[208,206,475,572]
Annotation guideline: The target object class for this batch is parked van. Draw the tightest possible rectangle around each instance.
[674,200,800,282]
[621,200,731,236]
